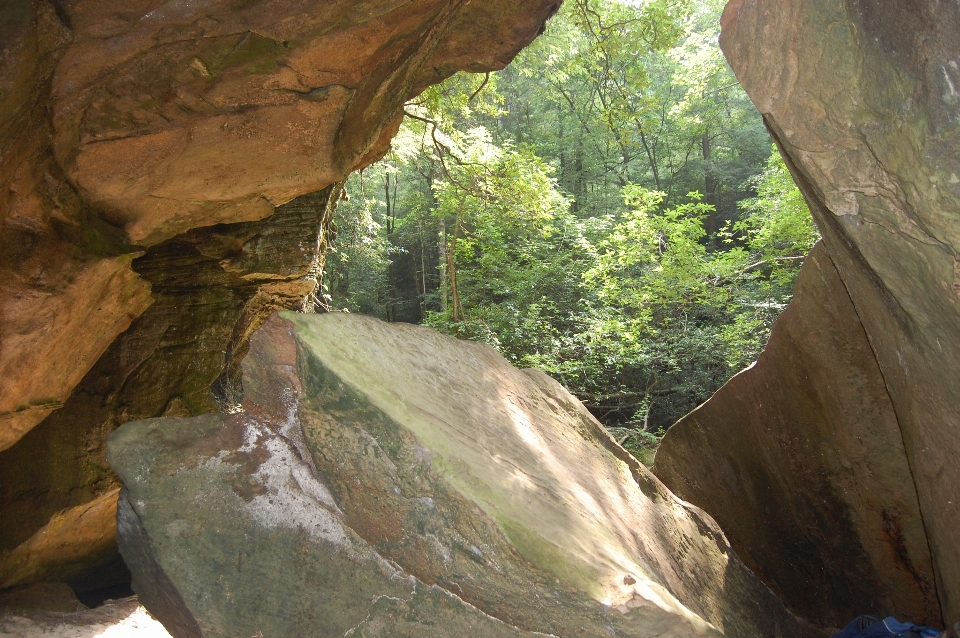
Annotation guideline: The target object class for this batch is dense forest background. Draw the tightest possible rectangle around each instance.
[318,0,817,463]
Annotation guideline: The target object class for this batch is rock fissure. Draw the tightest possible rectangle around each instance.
[3,0,959,632]
[658,0,960,627]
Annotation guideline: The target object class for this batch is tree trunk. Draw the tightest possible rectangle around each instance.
[438,218,448,313]
[702,131,717,235]
[385,173,396,321]
[447,216,464,323]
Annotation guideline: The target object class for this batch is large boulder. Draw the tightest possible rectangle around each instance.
[657,0,960,627]
[654,242,940,627]
[107,313,826,638]
[0,0,557,586]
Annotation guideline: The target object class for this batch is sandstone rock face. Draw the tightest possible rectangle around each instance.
[0,187,339,589]
[0,487,122,592]
[52,0,559,246]
[1,0,557,586]
[657,0,960,626]
[0,0,154,452]
[654,242,940,628]
[108,313,825,638]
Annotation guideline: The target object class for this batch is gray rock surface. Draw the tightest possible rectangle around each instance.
[108,313,827,638]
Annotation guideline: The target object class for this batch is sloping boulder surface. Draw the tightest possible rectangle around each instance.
[655,242,939,627]
[658,0,960,627]
[1,0,557,586]
[108,313,825,638]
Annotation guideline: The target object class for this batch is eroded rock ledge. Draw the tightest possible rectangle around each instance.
[108,313,825,638]
[0,0,558,587]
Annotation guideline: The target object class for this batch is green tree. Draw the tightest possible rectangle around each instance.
[322,0,819,465]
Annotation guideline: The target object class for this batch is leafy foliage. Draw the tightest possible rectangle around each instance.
[322,0,817,463]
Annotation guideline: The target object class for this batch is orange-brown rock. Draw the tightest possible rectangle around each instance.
[0,0,559,588]
[0,0,154,451]
[53,0,559,247]
[0,488,121,590]
[0,255,153,452]
[0,186,336,585]
[654,242,940,628]
[658,0,960,628]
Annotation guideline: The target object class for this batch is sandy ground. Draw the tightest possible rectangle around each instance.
[0,596,170,637]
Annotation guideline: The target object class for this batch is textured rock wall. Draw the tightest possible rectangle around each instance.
[1,0,558,453]
[108,313,825,638]
[655,243,940,627]
[0,0,153,450]
[0,187,338,571]
[1,0,559,589]
[658,0,960,627]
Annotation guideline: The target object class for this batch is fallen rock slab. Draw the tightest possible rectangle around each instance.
[718,0,960,624]
[654,242,940,628]
[108,313,825,638]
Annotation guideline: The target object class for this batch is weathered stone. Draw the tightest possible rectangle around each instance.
[654,242,940,628]
[108,313,826,638]
[700,0,960,626]
[0,254,153,452]
[0,187,339,585]
[52,0,560,246]
[0,0,155,450]
[0,0,557,462]
[0,488,121,591]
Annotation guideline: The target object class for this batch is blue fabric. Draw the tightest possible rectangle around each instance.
[832,616,941,638]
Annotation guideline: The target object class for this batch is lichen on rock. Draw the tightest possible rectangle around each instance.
[107,313,824,638]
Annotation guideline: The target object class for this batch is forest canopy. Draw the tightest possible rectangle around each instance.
[319,0,817,463]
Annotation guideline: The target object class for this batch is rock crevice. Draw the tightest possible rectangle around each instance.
[657,0,960,627]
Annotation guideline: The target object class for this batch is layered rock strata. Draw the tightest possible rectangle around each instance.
[108,313,826,638]
[1,0,558,587]
[0,186,339,590]
[657,0,960,627]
